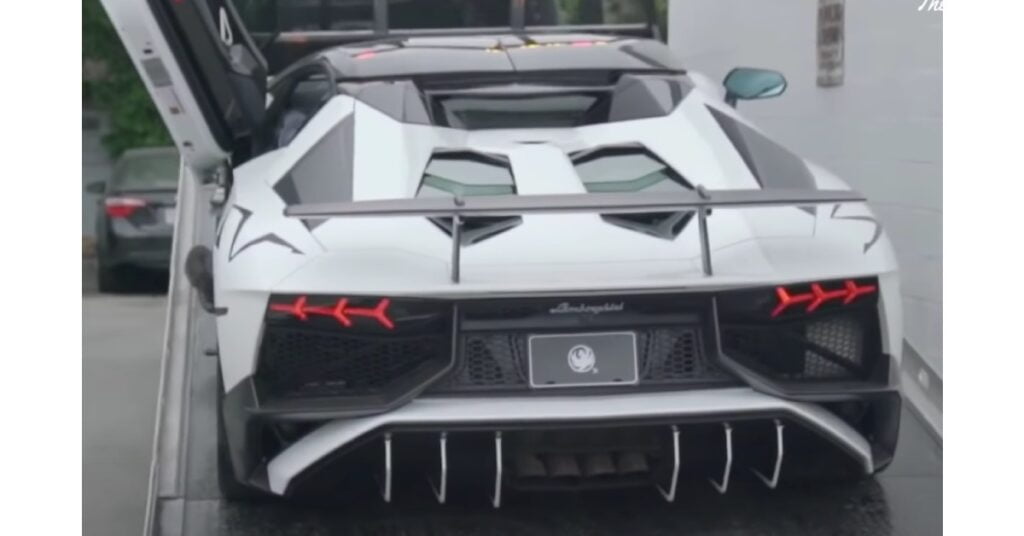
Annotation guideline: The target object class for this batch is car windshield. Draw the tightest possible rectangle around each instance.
[114,151,180,191]
[235,0,651,32]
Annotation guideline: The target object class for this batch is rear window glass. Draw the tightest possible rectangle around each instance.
[574,149,686,193]
[114,152,180,190]
[418,152,516,197]
[572,145,693,240]
[416,151,521,244]
[434,94,605,129]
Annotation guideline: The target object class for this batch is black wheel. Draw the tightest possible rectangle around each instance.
[97,263,124,293]
[216,367,265,501]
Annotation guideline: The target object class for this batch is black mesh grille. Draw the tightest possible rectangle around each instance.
[256,326,449,399]
[720,311,878,383]
[433,327,733,393]
[803,316,866,379]
[450,334,528,388]
[639,328,729,383]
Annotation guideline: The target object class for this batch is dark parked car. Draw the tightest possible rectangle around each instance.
[87,147,180,292]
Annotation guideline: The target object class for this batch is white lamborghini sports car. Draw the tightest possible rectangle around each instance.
[104,0,902,502]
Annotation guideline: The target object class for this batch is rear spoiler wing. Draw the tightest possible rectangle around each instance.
[285,188,866,283]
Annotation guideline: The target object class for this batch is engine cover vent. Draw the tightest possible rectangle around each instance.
[571,144,695,240]
[416,150,522,245]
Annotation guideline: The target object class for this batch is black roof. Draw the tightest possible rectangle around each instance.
[279,34,684,81]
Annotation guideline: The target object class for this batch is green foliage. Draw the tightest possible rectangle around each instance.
[83,0,172,158]
[654,0,668,38]
[554,0,667,37]
[80,0,670,158]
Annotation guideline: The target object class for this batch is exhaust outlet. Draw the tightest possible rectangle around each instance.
[514,452,547,478]
[544,453,582,478]
[582,452,616,477]
[616,451,649,475]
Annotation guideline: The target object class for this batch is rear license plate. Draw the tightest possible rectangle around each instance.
[162,208,177,225]
[528,332,638,389]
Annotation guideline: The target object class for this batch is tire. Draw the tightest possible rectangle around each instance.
[216,367,265,501]
[97,263,124,293]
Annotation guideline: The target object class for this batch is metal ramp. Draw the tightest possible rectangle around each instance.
[143,170,942,536]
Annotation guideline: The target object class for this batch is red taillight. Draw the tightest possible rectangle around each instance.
[303,298,352,327]
[355,51,376,60]
[771,280,877,318]
[843,280,877,304]
[807,283,848,312]
[104,197,146,219]
[771,286,814,318]
[270,296,395,330]
[269,295,309,321]
[346,298,395,329]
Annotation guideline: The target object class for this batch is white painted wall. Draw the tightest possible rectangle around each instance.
[669,0,943,378]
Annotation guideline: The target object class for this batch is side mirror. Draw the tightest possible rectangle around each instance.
[723,68,787,107]
[185,245,225,315]
[85,181,106,195]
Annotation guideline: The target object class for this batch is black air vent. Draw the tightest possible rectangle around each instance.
[417,150,522,244]
[571,145,695,240]
[716,280,887,386]
[706,106,816,190]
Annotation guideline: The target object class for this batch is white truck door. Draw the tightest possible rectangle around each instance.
[99,0,268,177]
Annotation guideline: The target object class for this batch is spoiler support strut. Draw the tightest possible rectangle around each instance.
[286,188,865,284]
[451,213,463,283]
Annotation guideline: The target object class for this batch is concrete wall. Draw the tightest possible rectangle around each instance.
[668,0,942,382]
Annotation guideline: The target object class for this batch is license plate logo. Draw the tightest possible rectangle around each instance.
[528,332,638,389]
[567,344,597,374]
